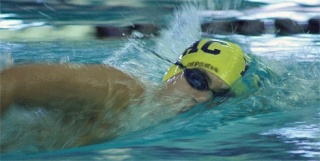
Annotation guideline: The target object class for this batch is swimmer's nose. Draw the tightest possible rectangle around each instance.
[192,98,199,104]
[192,93,212,103]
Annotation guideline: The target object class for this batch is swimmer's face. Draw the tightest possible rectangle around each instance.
[162,68,230,104]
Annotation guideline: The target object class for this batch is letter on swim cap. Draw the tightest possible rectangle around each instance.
[163,39,246,87]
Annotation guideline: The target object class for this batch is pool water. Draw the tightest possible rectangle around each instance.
[1,0,320,160]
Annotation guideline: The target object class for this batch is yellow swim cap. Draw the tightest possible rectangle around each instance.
[162,39,247,87]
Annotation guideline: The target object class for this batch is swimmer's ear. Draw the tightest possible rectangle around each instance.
[230,55,251,96]
[230,74,262,96]
[230,54,264,96]
[230,79,249,96]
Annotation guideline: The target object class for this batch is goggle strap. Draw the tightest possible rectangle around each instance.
[174,61,185,68]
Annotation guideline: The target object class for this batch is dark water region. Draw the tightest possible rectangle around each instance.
[0,0,255,22]
[1,0,319,41]
[1,0,181,27]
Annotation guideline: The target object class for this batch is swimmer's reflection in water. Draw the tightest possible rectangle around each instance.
[0,39,248,149]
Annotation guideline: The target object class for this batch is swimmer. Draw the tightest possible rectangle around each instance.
[0,39,247,148]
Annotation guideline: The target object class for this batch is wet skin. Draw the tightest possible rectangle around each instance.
[162,69,230,103]
[0,64,229,147]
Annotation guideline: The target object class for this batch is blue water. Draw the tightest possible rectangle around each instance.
[1,0,320,160]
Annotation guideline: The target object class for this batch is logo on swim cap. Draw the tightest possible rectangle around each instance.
[162,39,247,86]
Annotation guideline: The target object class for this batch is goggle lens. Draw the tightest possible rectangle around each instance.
[184,69,209,91]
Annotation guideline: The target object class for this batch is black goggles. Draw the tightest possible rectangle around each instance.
[174,62,210,91]
[184,68,210,91]
[174,62,230,97]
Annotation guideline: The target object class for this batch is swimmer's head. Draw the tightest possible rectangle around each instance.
[163,39,247,88]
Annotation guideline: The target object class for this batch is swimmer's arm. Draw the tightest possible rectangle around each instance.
[0,64,144,114]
